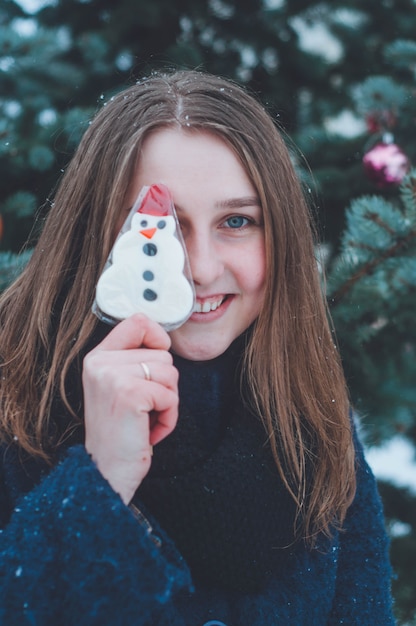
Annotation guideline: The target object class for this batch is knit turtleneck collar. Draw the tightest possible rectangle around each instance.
[136,334,300,593]
[147,333,246,477]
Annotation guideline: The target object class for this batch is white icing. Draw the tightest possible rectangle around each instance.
[95,212,194,327]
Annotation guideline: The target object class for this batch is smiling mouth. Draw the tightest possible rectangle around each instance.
[193,296,229,313]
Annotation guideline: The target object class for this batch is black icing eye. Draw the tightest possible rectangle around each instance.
[157,220,166,229]
[143,243,157,256]
[140,220,148,227]
[143,288,157,301]
[143,270,154,281]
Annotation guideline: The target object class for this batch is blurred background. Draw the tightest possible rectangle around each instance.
[1,0,415,621]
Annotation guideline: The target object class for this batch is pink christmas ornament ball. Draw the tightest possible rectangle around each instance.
[363,142,410,187]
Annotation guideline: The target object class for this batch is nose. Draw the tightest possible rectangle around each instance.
[185,231,224,287]
[140,227,157,239]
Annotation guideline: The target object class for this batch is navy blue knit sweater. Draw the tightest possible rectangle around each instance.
[0,339,396,625]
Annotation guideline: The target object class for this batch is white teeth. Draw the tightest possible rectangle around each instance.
[194,297,224,313]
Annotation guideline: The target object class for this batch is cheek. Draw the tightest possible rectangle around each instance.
[236,243,266,297]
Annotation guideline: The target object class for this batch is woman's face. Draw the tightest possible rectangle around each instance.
[126,128,266,361]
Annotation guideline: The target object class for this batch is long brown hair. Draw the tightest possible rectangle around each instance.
[0,69,355,541]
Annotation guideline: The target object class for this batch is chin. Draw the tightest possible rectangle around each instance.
[171,344,227,362]
[169,332,233,362]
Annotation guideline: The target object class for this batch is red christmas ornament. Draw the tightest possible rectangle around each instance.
[365,111,396,134]
[363,142,410,187]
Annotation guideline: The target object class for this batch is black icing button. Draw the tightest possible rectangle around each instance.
[143,243,157,256]
[143,289,157,301]
[143,270,154,281]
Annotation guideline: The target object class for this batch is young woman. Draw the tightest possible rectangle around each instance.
[0,70,395,625]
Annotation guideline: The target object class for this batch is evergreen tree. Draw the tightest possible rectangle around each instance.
[1,0,416,621]
[327,168,416,624]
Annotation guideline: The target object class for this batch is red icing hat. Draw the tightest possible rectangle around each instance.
[136,184,173,216]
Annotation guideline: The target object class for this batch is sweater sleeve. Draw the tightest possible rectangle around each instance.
[327,423,397,625]
[0,445,192,626]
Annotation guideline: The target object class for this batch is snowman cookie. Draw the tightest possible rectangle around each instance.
[94,184,195,330]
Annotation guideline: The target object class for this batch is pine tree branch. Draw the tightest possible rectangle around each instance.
[366,211,397,236]
[330,229,416,306]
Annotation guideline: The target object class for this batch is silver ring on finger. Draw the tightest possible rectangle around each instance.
[139,361,151,381]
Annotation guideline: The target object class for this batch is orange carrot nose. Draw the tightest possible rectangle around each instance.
[140,227,157,239]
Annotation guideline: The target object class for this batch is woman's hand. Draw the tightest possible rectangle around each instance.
[83,314,179,504]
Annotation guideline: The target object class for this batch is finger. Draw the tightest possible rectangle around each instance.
[128,384,178,445]
[87,347,173,367]
[149,404,179,446]
[83,354,178,392]
[84,374,178,441]
[94,314,171,352]
[134,362,178,391]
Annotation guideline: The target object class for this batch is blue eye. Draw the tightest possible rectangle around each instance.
[224,216,250,229]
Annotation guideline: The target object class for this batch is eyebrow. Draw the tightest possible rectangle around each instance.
[174,196,260,213]
[215,196,261,210]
